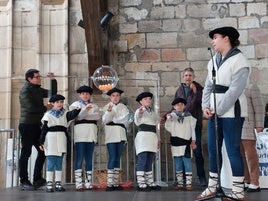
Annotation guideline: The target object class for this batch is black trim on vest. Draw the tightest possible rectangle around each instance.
[75,119,97,125]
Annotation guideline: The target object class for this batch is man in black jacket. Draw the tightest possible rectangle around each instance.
[19,69,57,190]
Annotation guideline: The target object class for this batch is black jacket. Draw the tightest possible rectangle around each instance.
[19,80,57,124]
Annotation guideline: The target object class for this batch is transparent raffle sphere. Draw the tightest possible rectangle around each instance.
[91,65,119,92]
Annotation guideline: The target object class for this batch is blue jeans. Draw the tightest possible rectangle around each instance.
[174,156,192,173]
[75,142,95,171]
[208,117,244,176]
[47,155,64,171]
[136,152,155,172]
[193,124,206,180]
[106,141,125,169]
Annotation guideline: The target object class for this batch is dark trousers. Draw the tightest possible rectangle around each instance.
[207,117,244,176]
[193,124,206,181]
[136,152,155,172]
[19,124,46,183]
[106,141,125,169]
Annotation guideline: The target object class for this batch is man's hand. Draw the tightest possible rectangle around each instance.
[256,127,263,133]
[45,103,53,111]
[190,82,197,94]
[47,72,55,80]
[39,145,44,151]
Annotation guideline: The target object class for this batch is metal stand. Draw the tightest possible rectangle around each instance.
[207,48,228,200]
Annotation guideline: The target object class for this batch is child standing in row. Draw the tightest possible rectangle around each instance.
[39,94,81,192]
[134,92,161,191]
[165,97,196,191]
[69,85,101,191]
[102,88,130,191]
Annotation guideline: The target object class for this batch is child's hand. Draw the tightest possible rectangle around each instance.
[107,103,113,111]
[138,106,146,114]
[157,140,161,149]
[166,113,172,119]
[39,145,44,151]
[85,103,93,110]
[190,141,197,150]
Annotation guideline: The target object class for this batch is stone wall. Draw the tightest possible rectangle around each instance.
[107,0,268,113]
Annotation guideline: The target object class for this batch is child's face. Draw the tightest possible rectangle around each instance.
[79,92,91,102]
[110,92,121,104]
[52,100,64,110]
[140,97,152,107]
[173,102,185,113]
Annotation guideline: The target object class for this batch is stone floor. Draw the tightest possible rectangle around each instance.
[0,184,267,201]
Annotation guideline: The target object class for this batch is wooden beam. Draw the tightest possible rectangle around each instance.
[80,0,104,76]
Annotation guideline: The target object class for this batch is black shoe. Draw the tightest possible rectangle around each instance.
[33,178,46,189]
[106,186,114,191]
[244,183,250,190]
[149,185,161,190]
[113,185,124,191]
[137,186,151,192]
[20,180,35,191]
[247,187,261,192]
[55,181,65,192]
[46,182,54,193]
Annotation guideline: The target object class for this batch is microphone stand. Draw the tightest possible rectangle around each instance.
[207,48,227,200]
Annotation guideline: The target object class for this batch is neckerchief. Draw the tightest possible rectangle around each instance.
[49,108,65,118]
[172,110,191,123]
[78,99,90,106]
[145,107,152,113]
[216,47,241,69]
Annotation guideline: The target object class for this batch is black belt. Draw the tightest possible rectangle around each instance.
[213,84,229,93]
[75,120,97,125]
[212,84,241,117]
[138,124,156,133]
[106,122,126,131]
[170,136,191,146]
[47,126,69,140]
[48,126,67,132]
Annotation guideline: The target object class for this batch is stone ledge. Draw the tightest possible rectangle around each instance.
[41,0,65,5]
[0,0,8,7]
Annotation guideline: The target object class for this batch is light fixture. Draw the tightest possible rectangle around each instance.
[100,11,114,30]
[78,19,84,29]
[91,65,119,93]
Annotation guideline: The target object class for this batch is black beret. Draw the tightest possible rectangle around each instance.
[209,26,240,41]
[171,97,187,106]
[106,87,124,96]
[136,92,153,102]
[49,94,65,103]
[76,85,93,94]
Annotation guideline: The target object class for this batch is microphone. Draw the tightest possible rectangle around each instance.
[208,47,216,79]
